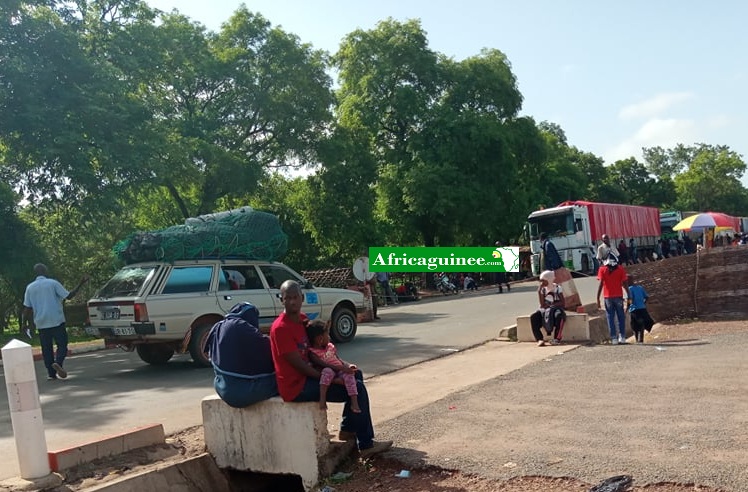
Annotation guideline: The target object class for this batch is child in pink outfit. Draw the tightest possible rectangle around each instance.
[306,320,361,413]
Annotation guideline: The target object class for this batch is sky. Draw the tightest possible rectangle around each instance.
[145,0,748,184]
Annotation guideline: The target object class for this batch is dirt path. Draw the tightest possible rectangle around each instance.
[328,319,748,491]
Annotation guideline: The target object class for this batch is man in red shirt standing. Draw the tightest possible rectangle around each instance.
[270,280,392,458]
[596,254,630,344]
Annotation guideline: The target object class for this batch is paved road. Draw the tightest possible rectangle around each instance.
[0,277,600,480]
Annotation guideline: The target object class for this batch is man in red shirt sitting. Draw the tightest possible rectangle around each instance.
[270,280,392,458]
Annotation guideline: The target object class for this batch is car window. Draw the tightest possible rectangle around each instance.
[96,266,156,298]
[259,265,305,290]
[162,266,214,294]
[220,266,264,290]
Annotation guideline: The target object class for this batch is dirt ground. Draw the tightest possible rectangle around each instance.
[318,319,740,492]
[57,319,743,492]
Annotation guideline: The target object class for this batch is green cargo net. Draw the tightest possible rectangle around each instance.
[113,207,288,264]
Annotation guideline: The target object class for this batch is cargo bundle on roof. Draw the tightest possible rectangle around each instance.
[113,206,288,264]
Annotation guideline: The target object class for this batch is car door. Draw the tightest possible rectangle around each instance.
[147,264,216,337]
[216,264,277,331]
[258,264,323,321]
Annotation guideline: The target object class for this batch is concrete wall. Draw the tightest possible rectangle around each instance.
[627,246,748,321]
[80,454,230,492]
[202,395,330,492]
[516,313,590,342]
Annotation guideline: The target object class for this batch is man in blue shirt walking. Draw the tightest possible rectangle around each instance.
[23,264,88,380]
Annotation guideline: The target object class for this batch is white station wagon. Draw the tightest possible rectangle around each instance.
[86,259,365,367]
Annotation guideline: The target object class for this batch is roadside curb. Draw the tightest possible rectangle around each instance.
[0,340,108,366]
[48,424,166,472]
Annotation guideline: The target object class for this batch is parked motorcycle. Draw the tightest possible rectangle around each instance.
[435,273,458,295]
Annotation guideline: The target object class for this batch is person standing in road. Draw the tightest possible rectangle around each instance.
[627,276,654,344]
[270,280,392,459]
[22,263,88,381]
[596,255,630,345]
[376,271,398,305]
[596,234,619,269]
[494,241,512,293]
[617,239,628,265]
[628,238,638,264]
[366,275,381,320]
[539,233,563,271]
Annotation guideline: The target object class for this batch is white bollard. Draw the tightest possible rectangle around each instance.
[2,339,51,479]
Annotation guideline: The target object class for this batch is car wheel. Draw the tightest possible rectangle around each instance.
[330,306,357,344]
[136,344,174,365]
[189,323,212,368]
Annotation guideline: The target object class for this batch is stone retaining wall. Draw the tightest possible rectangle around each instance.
[626,246,748,321]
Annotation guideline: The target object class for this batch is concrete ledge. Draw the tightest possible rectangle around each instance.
[48,424,165,472]
[77,454,230,492]
[497,324,517,340]
[202,395,352,491]
[516,312,590,343]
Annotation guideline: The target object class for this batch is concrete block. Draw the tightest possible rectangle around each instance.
[48,424,165,472]
[516,312,590,343]
[497,325,517,340]
[79,454,230,492]
[589,312,632,342]
[202,395,333,492]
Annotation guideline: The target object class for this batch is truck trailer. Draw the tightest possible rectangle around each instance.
[527,201,661,275]
[660,210,698,239]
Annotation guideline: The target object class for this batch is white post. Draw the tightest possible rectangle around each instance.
[2,339,50,479]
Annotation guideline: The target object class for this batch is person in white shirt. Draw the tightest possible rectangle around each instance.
[23,264,88,381]
[596,234,619,266]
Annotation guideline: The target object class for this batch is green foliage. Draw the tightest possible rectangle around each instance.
[335,19,536,247]
[2,1,747,292]
[0,2,154,213]
[603,157,676,207]
[0,183,48,332]
[673,144,748,214]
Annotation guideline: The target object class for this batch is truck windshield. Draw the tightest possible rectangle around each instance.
[528,212,574,240]
[96,266,156,298]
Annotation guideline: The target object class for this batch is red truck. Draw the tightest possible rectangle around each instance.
[527,201,661,274]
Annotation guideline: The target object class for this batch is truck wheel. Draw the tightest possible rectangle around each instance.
[330,307,357,344]
[189,324,212,368]
[136,344,174,365]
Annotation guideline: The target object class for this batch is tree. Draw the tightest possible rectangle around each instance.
[119,7,335,218]
[673,145,748,215]
[335,19,536,246]
[300,128,378,261]
[1,3,335,220]
[602,157,675,207]
[0,1,153,212]
[642,144,696,180]
[0,183,48,332]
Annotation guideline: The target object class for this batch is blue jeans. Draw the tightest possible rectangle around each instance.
[604,297,626,339]
[294,370,374,449]
[39,323,68,378]
[214,371,278,408]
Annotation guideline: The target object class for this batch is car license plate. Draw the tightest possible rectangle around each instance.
[112,326,136,336]
[103,309,120,320]
[84,326,100,336]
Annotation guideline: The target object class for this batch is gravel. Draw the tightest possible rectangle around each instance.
[376,324,748,491]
